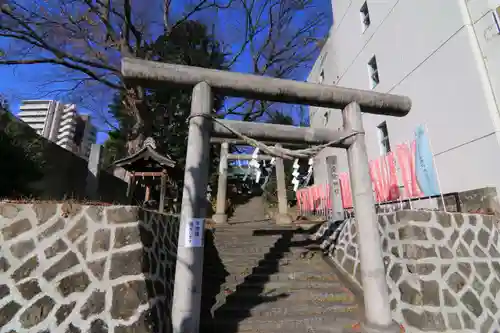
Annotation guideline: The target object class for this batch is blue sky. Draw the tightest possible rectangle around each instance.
[0,0,332,145]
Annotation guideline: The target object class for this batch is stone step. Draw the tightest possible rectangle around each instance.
[208,284,355,307]
[218,253,291,262]
[203,313,360,332]
[215,271,340,284]
[223,279,344,292]
[206,276,344,308]
[213,221,279,227]
[226,215,269,221]
[227,220,271,225]
[217,246,312,256]
[214,256,296,267]
[213,226,285,231]
[213,234,285,241]
[213,226,295,234]
[217,252,314,263]
[202,324,358,333]
[215,256,295,267]
[214,228,293,238]
[216,234,308,242]
[217,248,290,257]
[211,254,334,275]
[220,254,306,264]
[214,240,281,249]
[205,260,332,277]
[214,302,359,318]
[213,234,284,242]
[202,281,345,304]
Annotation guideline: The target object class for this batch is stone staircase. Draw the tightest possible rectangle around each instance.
[201,197,363,332]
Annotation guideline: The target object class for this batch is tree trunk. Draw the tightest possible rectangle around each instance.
[126,131,146,155]
[124,85,153,155]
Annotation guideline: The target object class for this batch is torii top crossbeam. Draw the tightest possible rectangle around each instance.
[122,58,411,117]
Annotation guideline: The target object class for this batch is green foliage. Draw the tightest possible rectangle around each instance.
[0,95,8,112]
[0,110,45,197]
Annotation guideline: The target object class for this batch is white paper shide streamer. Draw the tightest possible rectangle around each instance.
[246,148,261,183]
[291,159,300,192]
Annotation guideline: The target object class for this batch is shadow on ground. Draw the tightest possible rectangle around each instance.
[200,228,229,329]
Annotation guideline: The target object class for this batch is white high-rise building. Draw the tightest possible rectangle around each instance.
[309,0,500,195]
[18,100,97,159]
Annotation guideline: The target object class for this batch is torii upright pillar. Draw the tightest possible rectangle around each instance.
[274,143,293,224]
[212,142,229,224]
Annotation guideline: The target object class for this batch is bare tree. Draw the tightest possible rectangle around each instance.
[0,0,329,152]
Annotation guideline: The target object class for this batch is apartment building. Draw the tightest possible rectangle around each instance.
[18,100,97,159]
[309,0,500,195]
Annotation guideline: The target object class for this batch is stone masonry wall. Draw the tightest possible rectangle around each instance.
[0,203,179,333]
[324,211,500,333]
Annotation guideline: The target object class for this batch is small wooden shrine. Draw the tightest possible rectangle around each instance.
[113,137,176,212]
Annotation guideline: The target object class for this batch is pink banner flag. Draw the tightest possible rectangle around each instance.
[309,186,317,212]
[369,158,384,202]
[369,153,400,202]
[296,190,303,213]
[396,143,413,198]
[313,185,322,212]
[339,172,353,208]
[324,184,332,209]
[385,152,400,201]
[299,188,311,213]
[306,187,314,212]
[410,140,424,197]
[378,156,390,201]
[396,141,423,198]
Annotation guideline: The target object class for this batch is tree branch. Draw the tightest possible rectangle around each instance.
[0,58,122,90]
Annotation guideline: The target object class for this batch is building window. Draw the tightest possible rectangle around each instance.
[377,122,391,155]
[368,55,379,89]
[360,2,371,32]
[493,6,500,34]
[319,70,325,84]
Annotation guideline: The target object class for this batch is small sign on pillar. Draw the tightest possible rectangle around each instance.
[185,218,204,248]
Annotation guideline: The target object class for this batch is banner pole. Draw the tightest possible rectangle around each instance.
[423,125,447,212]
[406,141,414,210]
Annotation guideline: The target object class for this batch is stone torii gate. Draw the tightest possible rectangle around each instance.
[122,57,411,333]
[212,143,285,225]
